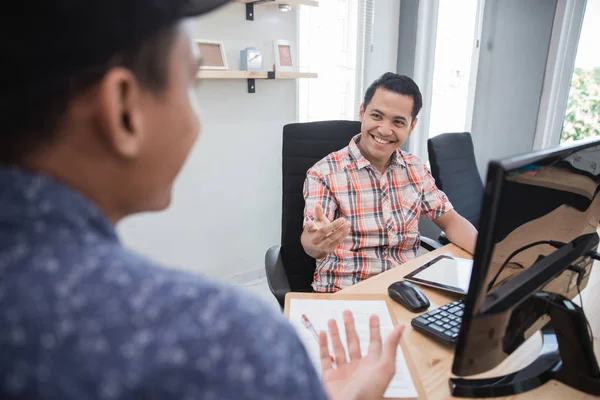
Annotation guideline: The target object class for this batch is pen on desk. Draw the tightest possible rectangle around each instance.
[301,314,335,363]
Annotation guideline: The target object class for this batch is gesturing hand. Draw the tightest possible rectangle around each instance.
[320,310,405,400]
[305,203,351,255]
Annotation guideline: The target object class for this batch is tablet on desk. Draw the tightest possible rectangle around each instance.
[403,255,473,295]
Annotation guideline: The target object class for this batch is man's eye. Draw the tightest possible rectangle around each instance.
[395,121,405,126]
[371,114,381,120]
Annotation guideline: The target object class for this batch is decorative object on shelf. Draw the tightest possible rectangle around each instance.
[195,40,228,70]
[273,40,295,72]
[240,47,263,71]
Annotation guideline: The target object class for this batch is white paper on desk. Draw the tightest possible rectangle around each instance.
[289,299,418,399]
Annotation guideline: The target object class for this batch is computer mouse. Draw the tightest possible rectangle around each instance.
[387,281,430,312]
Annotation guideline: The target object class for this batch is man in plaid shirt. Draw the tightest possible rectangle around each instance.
[302,73,478,293]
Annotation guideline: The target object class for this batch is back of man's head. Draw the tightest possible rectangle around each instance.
[0,0,230,222]
[363,73,423,118]
[0,26,176,165]
[0,0,227,165]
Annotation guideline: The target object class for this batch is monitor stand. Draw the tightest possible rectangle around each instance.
[449,291,600,398]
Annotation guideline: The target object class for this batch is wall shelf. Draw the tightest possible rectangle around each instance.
[197,70,267,79]
[235,0,318,21]
[235,0,319,7]
[197,71,317,79]
[197,70,318,93]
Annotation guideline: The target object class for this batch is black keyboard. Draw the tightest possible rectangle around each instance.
[411,300,464,345]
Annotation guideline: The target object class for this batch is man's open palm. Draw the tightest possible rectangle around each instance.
[305,203,351,254]
[320,311,405,400]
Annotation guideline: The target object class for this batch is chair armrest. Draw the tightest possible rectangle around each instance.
[438,231,450,245]
[420,235,443,251]
[265,245,291,308]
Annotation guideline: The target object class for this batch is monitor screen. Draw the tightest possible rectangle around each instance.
[452,138,600,376]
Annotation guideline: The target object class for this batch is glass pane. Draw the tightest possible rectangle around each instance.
[298,0,360,122]
[560,1,600,144]
[428,0,479,139]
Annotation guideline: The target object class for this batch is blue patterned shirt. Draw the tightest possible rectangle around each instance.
[0,167,327,399]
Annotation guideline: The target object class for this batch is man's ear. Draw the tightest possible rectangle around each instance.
[359,103,365,122]
[96,67,146,158]
[408,117,418,136]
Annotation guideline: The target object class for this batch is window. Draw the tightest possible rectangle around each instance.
[560,1,600,144]
[428,0,482,139]
[298,0,373,122]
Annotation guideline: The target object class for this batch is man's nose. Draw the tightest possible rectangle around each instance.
[377,122,393,136]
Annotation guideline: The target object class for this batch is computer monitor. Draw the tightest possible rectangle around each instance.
[450,138,600,397]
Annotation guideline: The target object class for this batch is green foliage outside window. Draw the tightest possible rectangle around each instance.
[561,67,600,143]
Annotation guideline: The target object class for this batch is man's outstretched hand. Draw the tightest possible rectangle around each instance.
[320,310,405,400]
[302,203,351,259]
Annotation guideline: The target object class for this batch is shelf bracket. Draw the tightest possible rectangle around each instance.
[246,0,276,21]
[247,72,275,93]
[247,78,256,93]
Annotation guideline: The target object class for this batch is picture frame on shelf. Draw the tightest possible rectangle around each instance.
[195,40,228,70]
[273,40,295,72]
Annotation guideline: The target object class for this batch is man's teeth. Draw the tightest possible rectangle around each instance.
[373,135,391,144]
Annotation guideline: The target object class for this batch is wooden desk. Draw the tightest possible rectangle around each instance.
[291,244,600,399]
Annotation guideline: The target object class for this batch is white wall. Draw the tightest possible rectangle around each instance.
[363,0,401,87]
[118,3,298,283]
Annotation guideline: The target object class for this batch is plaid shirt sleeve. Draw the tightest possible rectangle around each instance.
[420,164,453,220]
[303,169,338,226]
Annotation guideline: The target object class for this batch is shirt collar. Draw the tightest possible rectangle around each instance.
[349,134,408,170]
[0,167,119,243]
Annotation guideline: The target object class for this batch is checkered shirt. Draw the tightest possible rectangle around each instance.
[303,134,453,292]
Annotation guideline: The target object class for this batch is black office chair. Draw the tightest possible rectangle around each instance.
[427,132,484,244]
[265,121,442,308]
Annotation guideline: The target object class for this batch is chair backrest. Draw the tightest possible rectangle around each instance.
[427,132,484,229]
[281,120,361,291]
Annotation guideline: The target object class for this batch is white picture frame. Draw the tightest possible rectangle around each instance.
[195,40,228,70]
[273,40,295,72]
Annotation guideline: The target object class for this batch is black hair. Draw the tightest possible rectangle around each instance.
[0,25,177,165]
[362,72,423,118]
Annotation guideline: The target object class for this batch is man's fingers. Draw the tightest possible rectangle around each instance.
[343,310,362,361]
[322,218,348,236]
[322,224,350,246]
[319,331,333,372]
[305,220,319,233]
[367,315,383,357]
[328,319,348,365]
[310,220,349,247]
[314,203,325,222]
[315,219,348,242]
[381,324,404,364]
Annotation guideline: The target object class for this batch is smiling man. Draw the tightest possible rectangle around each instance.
[302,73,478,292]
